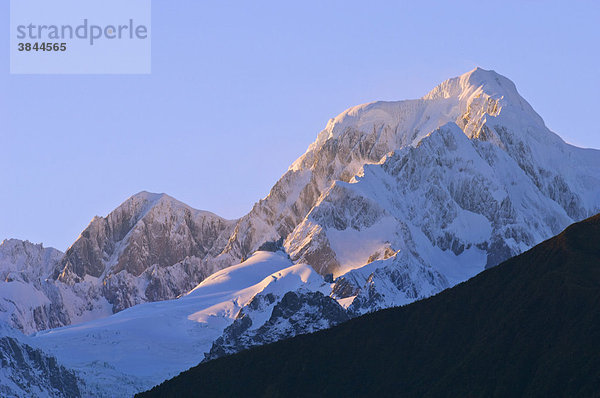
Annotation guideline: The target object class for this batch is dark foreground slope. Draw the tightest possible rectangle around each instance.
[139,214,600,398]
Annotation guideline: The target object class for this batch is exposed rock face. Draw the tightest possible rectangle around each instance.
[0,193,236,333]
[31,253,330,397]
[2,68,600,348]
[0,324,81,398]
[52,192,236,319]
[205,290,349,361]
[329,250,448,317]
[0,239,63,282]
[137,214,600,398]
[0,240,69,334]
[55,192,234,282]
[279,68,600,310]
[2,68,598,396]
[209,69,600,311]
[203,68,600,358]
[101,256,220,312]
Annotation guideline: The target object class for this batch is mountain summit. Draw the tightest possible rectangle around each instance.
[140,212,600,398]
[279,67,598,287]
[1,68,600,396]
[3,68,600,333]
[56,191,233,282]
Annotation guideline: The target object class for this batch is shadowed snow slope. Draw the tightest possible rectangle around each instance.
[33,252,329,396]
[0,322,81,398]
[139,213,600,398]
[4,68,599,335]
[3,68,600,396]
[0,192,237,334]
[0,240,66,334]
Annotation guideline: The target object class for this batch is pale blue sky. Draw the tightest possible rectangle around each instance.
[1,0,599,251]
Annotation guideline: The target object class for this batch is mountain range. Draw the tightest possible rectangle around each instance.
[139,213,600,397]
[1,67,599,396]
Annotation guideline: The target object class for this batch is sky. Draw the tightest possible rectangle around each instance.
[1,0,599,251]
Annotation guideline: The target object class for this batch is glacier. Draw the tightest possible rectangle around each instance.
[0,67,599,396]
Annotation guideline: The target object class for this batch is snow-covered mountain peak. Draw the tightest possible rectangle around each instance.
[113,191,190,222]
[1,238,46,252]
[0,240,66,334]
[423,67,549,137]
[423,67,514,100]
[1,68,596,395]
[125,191,229,223]
[56,191,235,282]
[0,190,239,334]
[0,239,63,281]
[129,190,188,211]
[232,68,600,276]
[129,190,166,203]
[290,68,534,174]
[281,68,600,282]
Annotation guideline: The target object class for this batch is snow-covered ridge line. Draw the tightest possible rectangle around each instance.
[1,67,599,396]
[33,251,331,396]
[0,190,239,334]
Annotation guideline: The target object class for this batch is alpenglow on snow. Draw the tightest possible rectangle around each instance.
[0,68,598,397]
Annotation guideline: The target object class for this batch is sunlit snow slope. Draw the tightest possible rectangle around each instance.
[33,252,330,396]
[9,67,600,396]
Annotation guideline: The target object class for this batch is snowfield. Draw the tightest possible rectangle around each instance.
[33,252,329,396]
[0,67,599,396]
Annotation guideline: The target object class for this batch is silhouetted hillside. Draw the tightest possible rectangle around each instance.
[139,214,600,398]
